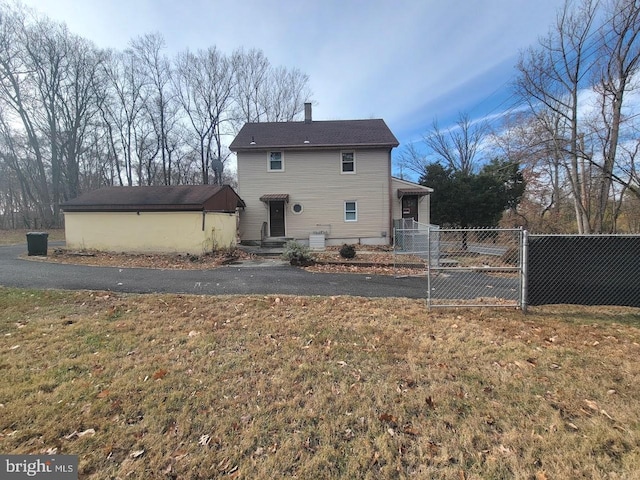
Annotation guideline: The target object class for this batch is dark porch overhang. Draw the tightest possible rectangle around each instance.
[397,188,430,198]
[259,193,289,203]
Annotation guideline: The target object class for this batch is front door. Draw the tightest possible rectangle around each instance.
[402,196,419,223]
[269,201,285,237]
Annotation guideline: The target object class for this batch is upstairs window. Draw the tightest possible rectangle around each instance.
[268,151,284,171]
[344,201,357,221]
[341,151,355,174]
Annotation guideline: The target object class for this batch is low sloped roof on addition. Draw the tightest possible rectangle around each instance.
[229,119,399,151]
[61,185,245,212]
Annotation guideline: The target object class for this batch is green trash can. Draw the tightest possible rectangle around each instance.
[26,232,49,256]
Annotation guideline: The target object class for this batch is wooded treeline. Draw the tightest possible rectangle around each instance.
[402,0,640,233]
[0,1,312,228]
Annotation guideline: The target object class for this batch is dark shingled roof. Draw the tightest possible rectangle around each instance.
[61,185,245,212]
[229,119,399,151]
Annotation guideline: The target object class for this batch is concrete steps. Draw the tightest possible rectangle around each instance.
[260,237,292,248]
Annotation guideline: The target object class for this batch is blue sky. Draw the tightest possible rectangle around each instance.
[21,0,566,178]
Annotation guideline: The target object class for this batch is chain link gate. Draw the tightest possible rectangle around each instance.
[394,222,526,308]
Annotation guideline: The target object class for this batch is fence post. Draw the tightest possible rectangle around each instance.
[426,224,432,310]
[521,229,529,313]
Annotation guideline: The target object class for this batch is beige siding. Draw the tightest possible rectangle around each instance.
[237,148,393,244]
[64,211,237,254]
[391,177,432,226]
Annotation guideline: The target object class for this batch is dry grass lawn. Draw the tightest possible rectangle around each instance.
[1,288,640,479]
[0,228,65,245]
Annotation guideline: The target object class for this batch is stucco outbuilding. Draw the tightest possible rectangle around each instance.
[61,185,245,254]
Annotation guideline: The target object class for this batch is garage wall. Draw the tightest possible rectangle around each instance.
[64,211,237,254]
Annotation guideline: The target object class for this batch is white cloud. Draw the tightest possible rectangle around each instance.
[20,0,565,144]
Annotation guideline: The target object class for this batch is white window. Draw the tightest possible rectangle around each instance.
[344,201,357,221]
[268,151,284,171]
[341,151,355,174]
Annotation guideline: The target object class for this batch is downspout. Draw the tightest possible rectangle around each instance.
[388,148,393,244]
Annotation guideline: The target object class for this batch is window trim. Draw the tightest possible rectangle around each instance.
[340,151,356,174]
[267,151,284,172]
[344,200,358,222]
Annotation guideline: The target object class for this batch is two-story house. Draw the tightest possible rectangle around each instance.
[229,103,432,247]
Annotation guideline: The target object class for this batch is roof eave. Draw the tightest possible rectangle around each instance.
[61,204,206,212]
[232,142,399,152]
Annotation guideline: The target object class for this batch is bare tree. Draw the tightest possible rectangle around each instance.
[515,0,599,233]
[131,33,180,185]
[231,48,311,126]
[400,112,488,177]
[591,0,640,231]
[55,34,104,200]
[173,46,235,184]
[0,1,315,225]
[492,110,575,232]
[232,48,270,124]
[0,4,55,225]
[99,48,148,186]
[263,66,312,122]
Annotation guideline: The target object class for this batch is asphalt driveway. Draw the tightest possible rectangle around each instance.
[0,242,431,298]
[0,243,520,300]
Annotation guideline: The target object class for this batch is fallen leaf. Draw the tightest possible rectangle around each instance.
[379,413,397,425]
[600,409,614,421]
[130,449,145,459]
[498,444,511,454]
[535,471,549,480]
[425,396,435,409]
[173,450,188,461]
[153,369,168,380]
[584,399,599,411]
[63,429,95,440]
[97,389,110,399]
[402,424,421,436]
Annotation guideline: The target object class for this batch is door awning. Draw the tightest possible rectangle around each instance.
[259,193,289,203]
[397,188,430,198]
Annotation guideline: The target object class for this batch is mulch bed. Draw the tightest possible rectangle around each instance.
[25,246,428,276]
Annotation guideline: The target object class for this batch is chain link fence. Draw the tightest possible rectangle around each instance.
[527,235,640,307]
[394,223,524,308]
[392,219,431,277]
[393,225,640,309]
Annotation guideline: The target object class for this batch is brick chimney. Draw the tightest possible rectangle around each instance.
[304,102,312,124]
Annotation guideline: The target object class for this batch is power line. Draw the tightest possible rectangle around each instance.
[464,0,636,131]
